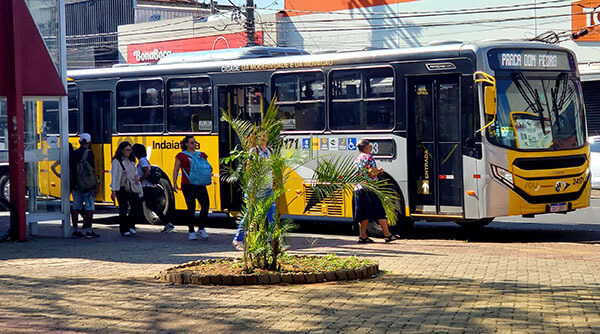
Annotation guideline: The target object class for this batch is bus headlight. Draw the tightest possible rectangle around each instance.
[491,165,514,188]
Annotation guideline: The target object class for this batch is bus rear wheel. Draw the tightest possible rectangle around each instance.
[456,218,494,229]
[142,177,174,225]
[0,175,10,211]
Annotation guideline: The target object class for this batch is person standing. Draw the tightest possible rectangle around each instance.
[172,135,211,241]
[232,132,277,251]
[354,139,400,243]
[51,143,83,237]
[132,143,174,233]
[70,133,100,239]
[110,141,143,237]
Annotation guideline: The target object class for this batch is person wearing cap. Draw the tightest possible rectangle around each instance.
[70,133,100,239]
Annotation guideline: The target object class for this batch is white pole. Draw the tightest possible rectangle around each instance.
[58,0,71,238]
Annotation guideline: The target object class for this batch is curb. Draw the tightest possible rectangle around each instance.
[157,262,380,286]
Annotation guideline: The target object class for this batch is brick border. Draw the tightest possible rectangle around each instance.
[157,259,379,286]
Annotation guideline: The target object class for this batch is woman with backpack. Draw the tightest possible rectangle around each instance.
[132,143,175,233]
[172,135,212,241]
[110,141,143,237]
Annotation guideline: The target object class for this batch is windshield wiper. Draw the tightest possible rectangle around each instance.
[551,73,576,132]
[512,72,546,133]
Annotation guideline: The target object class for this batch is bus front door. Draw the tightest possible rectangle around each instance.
[409,76,463,216]
[82,91,112,202]
[217,84,266,212]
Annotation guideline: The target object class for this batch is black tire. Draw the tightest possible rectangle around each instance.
[0,175,10,211]
[142,177,174,225]
[456,217,494,229]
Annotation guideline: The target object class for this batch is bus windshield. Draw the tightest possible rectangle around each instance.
[488,72,585,150]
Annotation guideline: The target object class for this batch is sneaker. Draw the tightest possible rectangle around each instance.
[232,240,244,251]
[129,228,136,235]
[123,231,132,237]
[72,231,84,238]
[188,232,198,241]
[88,230,100,238]
[161,223,175,233]
[197,228,209,240]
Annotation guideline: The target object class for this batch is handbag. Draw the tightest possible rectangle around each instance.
[119,159,143,194]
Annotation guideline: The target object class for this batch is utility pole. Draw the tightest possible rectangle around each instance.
[245,0,257,46]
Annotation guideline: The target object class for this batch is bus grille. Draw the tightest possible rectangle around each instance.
[513,154,587,170]
[303,185,344,216]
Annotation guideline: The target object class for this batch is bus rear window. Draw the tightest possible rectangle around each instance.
[116,80,164,133]
[330,67,395,130]
[272,71,325,131]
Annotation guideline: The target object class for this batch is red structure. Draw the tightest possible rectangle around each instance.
[0,0,66,241]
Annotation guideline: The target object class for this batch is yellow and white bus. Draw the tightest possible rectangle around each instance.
[39,41,589,228]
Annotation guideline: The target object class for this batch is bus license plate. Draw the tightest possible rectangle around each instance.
[550,203,567,212]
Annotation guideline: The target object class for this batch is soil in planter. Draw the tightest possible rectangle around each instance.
[166,254,376,276]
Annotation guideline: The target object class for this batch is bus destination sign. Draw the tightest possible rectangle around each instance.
[488,49,573,71]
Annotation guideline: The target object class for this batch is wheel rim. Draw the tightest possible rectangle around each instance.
[3,180,10,202]
[142,180,171,225]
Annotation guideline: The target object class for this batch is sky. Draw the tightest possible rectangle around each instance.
[215,0,283,11]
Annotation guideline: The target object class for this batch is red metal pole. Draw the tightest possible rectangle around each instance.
[7,0,27,241]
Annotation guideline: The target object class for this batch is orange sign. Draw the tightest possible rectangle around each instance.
[284,0,419,16]
[572,0,600,41]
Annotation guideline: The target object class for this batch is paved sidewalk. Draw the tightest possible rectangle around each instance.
[1,220,600,333]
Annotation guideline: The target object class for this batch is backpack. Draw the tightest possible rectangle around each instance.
[147,166,162,184]
[76,149,96,191]
[181,151,212,186]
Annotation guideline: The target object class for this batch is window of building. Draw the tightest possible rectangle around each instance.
[116,80,164,133]
[272,71,325,131]
[330,67,395,130]
[167,77,212,132]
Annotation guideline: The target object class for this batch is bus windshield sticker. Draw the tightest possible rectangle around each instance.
[425,63,456,71]
[339,138,347,150]
[347,138,357,150]
[302,138,310,150]
[329,138,338,150]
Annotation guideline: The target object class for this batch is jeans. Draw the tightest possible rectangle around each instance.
[115,190,142,235]
[233,190,276,243]
[181,184,209,233]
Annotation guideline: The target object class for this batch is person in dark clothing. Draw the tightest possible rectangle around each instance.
[51,143,83,237]
[172,135,210,241]
[70,133,99,239]
[132,143,174,233]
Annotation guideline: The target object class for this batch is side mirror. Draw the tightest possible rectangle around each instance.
[484,86,497,116]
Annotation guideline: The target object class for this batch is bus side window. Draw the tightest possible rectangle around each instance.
[330,67,394,131]
[272,71,325,132]
[116,80,164,133]
[167,77,212,133]
[68,84,79,134]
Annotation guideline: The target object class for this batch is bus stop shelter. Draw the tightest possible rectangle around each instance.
[0,0,70,241]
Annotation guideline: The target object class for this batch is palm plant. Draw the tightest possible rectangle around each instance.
[221,97,303,270]
[221,97,400,271]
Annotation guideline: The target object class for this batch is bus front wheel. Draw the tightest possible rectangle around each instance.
[456,218,494,229]
[142,177,175,225]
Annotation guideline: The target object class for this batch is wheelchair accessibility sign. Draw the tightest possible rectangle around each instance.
[347,138,357,150]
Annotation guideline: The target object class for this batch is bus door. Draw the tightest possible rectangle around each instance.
[408,76,463,216]
[81,91,112,202]
[217,84,266,211]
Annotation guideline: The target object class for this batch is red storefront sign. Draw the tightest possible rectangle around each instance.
[127,31,264,64]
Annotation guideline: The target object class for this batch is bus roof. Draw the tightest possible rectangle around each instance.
[68,40,574,81]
